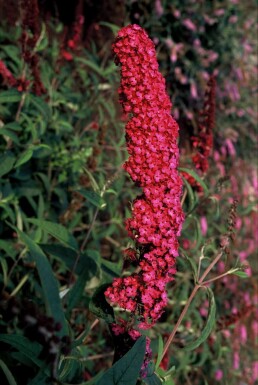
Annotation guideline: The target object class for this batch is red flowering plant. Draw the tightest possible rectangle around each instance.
[102,23,184,377]
[105,23,184,323]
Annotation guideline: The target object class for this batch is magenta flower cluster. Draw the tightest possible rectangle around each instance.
[105,24,184,328]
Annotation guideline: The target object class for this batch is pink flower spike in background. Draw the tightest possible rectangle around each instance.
[215,369,223,381]
[105,24,184,329]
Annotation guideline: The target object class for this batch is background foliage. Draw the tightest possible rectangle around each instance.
[0,1,257,384]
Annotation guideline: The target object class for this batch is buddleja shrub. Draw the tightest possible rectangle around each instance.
[0,2,257,385]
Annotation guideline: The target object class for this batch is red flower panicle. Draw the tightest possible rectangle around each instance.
[0,60,30,92]
[0,60,17,87]
[192,75,216,173]
[105,25,184,329]
[61,1,84,62]
[20,0,46,95]
[181,75,216,191]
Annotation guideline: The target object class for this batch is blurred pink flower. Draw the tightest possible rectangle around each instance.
[204,15,217,25]
[173,107,180,120]
[252,170,258,190]
[185,110,194,120]
[253,361,258,381]
[222,329,231,338]
[229,15,238,24]
[232,307,238,315]
[235,67,243,81]
[155,0,164,17]
[235,217,242,230]
[170,43,184,63]
[190,81,198,99]
[225,138,236,157]
[173,10,181,19]
[217,261,225,274]
[175,67,188,84]
[239,324,247,344]
[193,38,201,47]
[243,292,251,304]
[209,51,219,63]
[233,351,240,370]
[243,42,252,54]
[252,321,258,337]
[165,39,185,63]
[200,300,209,317]
[215,369,223,380]
[237,109,245,117]
[245,264,252,277]
[214,9,225,16]
[200,216,208,236]
[182,18,197,32]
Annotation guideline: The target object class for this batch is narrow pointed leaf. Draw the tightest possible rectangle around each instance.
[179,168,209,195]
[0,358,17,385]
[183,287,216,351]
[10,225,67,336]
[0,335,42,367]
[28,219,78,250]
[0,152,15,177]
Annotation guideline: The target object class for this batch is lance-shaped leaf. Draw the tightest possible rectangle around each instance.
[9,225,68,336]
[28,219,78,250]
[183,287,216,351]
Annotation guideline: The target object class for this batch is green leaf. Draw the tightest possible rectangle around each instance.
[144,362,162,385]
[97,336,146,385]
[28,219,78,250]
[0,334,42,367]
[40,243,79,269]
[0,240,17,259]
[192,216,202,251]
[101,258,122,277]
[15,148,33,168]
[0,358,17,385]
[0,90,22,103]
[183,287,216,351]
[27,94,51,121]
[0,151,15,177]
[156,366,176,384]
[181,175,195,211]
[58,349,83,383]
[66,260,99,313]
[9,225,68,336]
[27,370,50,385]
[89,284,115,324]
[230,270,249,278]
[179,168,209,195]
[155,335,164,370]
[77,188,106,208]
[144,373,162,385]
[98,21,120,35]
[2,122,22,131]
[76,58,106,77]
[0,128,19,144]
[180,250,198,282]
